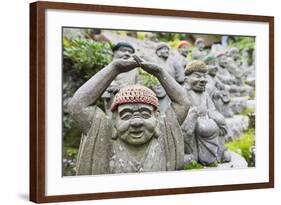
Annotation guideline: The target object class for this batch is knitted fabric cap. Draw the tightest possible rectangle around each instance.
[195,38,205,45]
[112,42,135,53]
[185,60,208,75]
[176,40,191,49]
[155,43,170,52]
[203,54,217,64]
[111,85,159,111]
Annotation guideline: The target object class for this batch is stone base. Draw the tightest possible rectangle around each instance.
[184,151,248,170]
[216,151,248,169]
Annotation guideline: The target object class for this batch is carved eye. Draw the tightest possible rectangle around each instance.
[120,113,132,120]
[141,111,152,119]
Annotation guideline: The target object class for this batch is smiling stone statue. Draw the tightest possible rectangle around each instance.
[181,60,231,166]
[68,52,189,175]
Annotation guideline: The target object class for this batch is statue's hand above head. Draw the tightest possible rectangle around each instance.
[112,57,139,73]
[133,55,162,76]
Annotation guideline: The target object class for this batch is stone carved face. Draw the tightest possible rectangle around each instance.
[113,46,134,60]
[156,46,170,59]
[114,103,158,146]
[178,44,189,57]
[197,41,205,51]
[188,71,208,93]
[208,65,218,77]
[218,54,228,67]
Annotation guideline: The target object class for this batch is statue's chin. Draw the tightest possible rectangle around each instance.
[193,87,205,93]
[120,134,153,146]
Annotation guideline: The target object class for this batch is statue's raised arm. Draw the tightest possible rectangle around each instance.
[135,56,190,125]
[68,54,138,134]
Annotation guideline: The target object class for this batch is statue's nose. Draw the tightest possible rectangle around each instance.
[130,117,144,127]
[200,79,207,84]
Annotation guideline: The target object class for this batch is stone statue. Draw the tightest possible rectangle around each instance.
[242,48,250,72]
[101,42,138,116]
[68,54,189,175]
[227,47,242,67]
[192,38,208,60]
[171,40,191,85]
[243,49,256,87]
[203,55,234,118]
[181,60,231,166]
[152,43,178,112]
[215,51,245,96]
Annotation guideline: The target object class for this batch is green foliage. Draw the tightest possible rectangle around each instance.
[225,128,255,166]
[63,147,79,176]
[184,161,204,170]
[138,68,159,88]
[137,32,146,40]
[63,37,112,72]
[228,37,255,50]
[242,107,255,116]
[228,37,255,65]
[63,37,112,175]
[156,32,178,42]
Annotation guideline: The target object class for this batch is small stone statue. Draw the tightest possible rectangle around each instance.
[227,47,242,67]
[204,55,234,118]
[152,43,176,112]
[181,60,231,166]
[192,38,208,60]
[242,48,250,72]
[218,50,253,97]
[172,41,191,85]
[68,54,189,175]
[215,52,244,96]
[102,42,138,116]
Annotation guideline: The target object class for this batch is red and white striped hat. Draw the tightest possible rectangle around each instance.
[111,85,159,111]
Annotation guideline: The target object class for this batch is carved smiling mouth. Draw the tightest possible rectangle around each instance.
[130,130,144,138]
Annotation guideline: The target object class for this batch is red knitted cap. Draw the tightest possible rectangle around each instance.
[176,40,191,49]
[111,85,159,111]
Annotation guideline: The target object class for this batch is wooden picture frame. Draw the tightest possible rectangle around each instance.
[30,1,274,203]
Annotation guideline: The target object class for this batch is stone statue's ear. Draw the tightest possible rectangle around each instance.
[154,110,161,138]
[111,111,118,140]
[112,127,118,140]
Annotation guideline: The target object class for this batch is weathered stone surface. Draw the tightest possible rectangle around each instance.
[68,45,189,174]
[225,115,249,141]
[213,151,248,169]
[181,60,230,165]
[229,96,249,114]
[215,151,248,169]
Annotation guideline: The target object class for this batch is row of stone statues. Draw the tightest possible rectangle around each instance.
[68,38,255,175]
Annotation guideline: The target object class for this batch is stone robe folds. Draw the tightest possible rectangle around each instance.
[72,106,185,175]
[181,88,227,165]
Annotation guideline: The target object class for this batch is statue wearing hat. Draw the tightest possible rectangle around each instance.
[68,54,189,175]
[172,40,191,85]
[102,42,138,116]
[181,60,231,166]
[203,55,234,118]
[151,43,176,112]
[192,38,208,60]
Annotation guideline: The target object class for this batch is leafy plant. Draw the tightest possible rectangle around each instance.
[225,128,255,166]
[138,68,159,88]
[63,37,112,175]
[184,161,204,170]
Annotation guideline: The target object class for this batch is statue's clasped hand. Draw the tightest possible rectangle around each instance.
[132,55,162,75]
[112,56,139,73]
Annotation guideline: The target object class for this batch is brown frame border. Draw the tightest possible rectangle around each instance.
[30,1,274,203]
